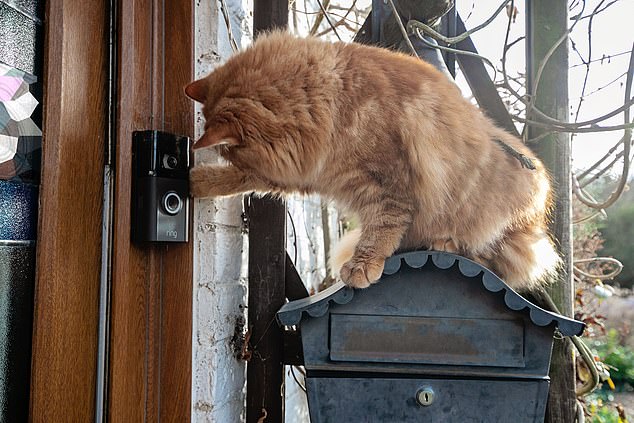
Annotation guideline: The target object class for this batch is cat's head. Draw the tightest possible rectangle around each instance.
[184,77,243,150]
[184,64,325,182]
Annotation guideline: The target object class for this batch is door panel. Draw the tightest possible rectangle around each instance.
[29,0,108,420]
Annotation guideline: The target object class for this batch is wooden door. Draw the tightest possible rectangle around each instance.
[30,0,194,421]
[30,1,108,420]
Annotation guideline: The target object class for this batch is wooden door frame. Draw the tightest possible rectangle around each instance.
[109,0,194,420]
[30,0,194,420]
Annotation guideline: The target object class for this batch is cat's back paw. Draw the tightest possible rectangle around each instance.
[430,238,459,253]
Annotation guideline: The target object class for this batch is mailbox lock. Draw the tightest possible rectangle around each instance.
[416,387,435,406]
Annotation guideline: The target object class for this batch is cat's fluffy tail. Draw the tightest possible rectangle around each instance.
[482,226,561,292]
[329,228,362,280]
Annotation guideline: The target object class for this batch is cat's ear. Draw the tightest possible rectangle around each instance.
[184,79,208,103]
[193,123,240,150]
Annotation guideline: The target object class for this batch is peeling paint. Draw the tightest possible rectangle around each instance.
[194,401,214,413]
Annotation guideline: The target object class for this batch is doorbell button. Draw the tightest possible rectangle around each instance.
[162,191,183,215]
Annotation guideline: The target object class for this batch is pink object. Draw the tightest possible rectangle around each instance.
[0,76,23,101]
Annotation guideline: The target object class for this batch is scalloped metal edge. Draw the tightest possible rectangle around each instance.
[383,251,584,337]
[277,251,585,336]
[276,281,354,326]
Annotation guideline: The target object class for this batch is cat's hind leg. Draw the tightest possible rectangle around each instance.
[430,238,458,253]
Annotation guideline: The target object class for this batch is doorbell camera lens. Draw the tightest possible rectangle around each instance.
[162,191,183,215]
[163,154,179,170]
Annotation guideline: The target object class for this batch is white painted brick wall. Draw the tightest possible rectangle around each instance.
[192,0,252,421]
[192,3,337,422]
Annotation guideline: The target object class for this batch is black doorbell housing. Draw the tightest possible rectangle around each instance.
[131,130,191,243]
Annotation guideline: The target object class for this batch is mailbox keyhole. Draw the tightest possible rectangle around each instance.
[416,387,435,406]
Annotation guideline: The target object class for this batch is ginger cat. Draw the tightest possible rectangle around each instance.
[185,32,559,292]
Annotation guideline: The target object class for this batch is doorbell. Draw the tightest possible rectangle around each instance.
[131,130,191,243]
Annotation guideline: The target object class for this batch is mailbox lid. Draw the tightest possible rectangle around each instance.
[307,376,549,423]
[281,251,585,378]
[277,251,584,338]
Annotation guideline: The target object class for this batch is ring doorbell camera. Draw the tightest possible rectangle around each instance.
[131,130,191,243]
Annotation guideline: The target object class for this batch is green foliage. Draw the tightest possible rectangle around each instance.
[592,407,620,423]
[596,183,634,288]
[600,200,634,288]
[586,388,630,423]
[593,329,634,387]
[589,402,622,423]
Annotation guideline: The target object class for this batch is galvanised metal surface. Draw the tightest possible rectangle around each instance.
[0,242,35,422]
[329,313,526,368]
[0,3,43,417]
[0,181,37,422]
[0,1,41,75]
[0,181,38,240]
[0,0,44,21]
[278,251,585,422]
[307,377,549,423]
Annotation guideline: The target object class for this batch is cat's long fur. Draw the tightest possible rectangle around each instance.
[186,32,559,292]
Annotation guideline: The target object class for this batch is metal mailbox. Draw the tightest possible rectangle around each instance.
[277,251,584,422]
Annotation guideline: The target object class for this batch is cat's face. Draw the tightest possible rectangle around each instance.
[185,74,312,183]
[185,77,259,155]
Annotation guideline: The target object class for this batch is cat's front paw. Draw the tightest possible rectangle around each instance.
[189,165,211,198]
[339,256,385,289]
